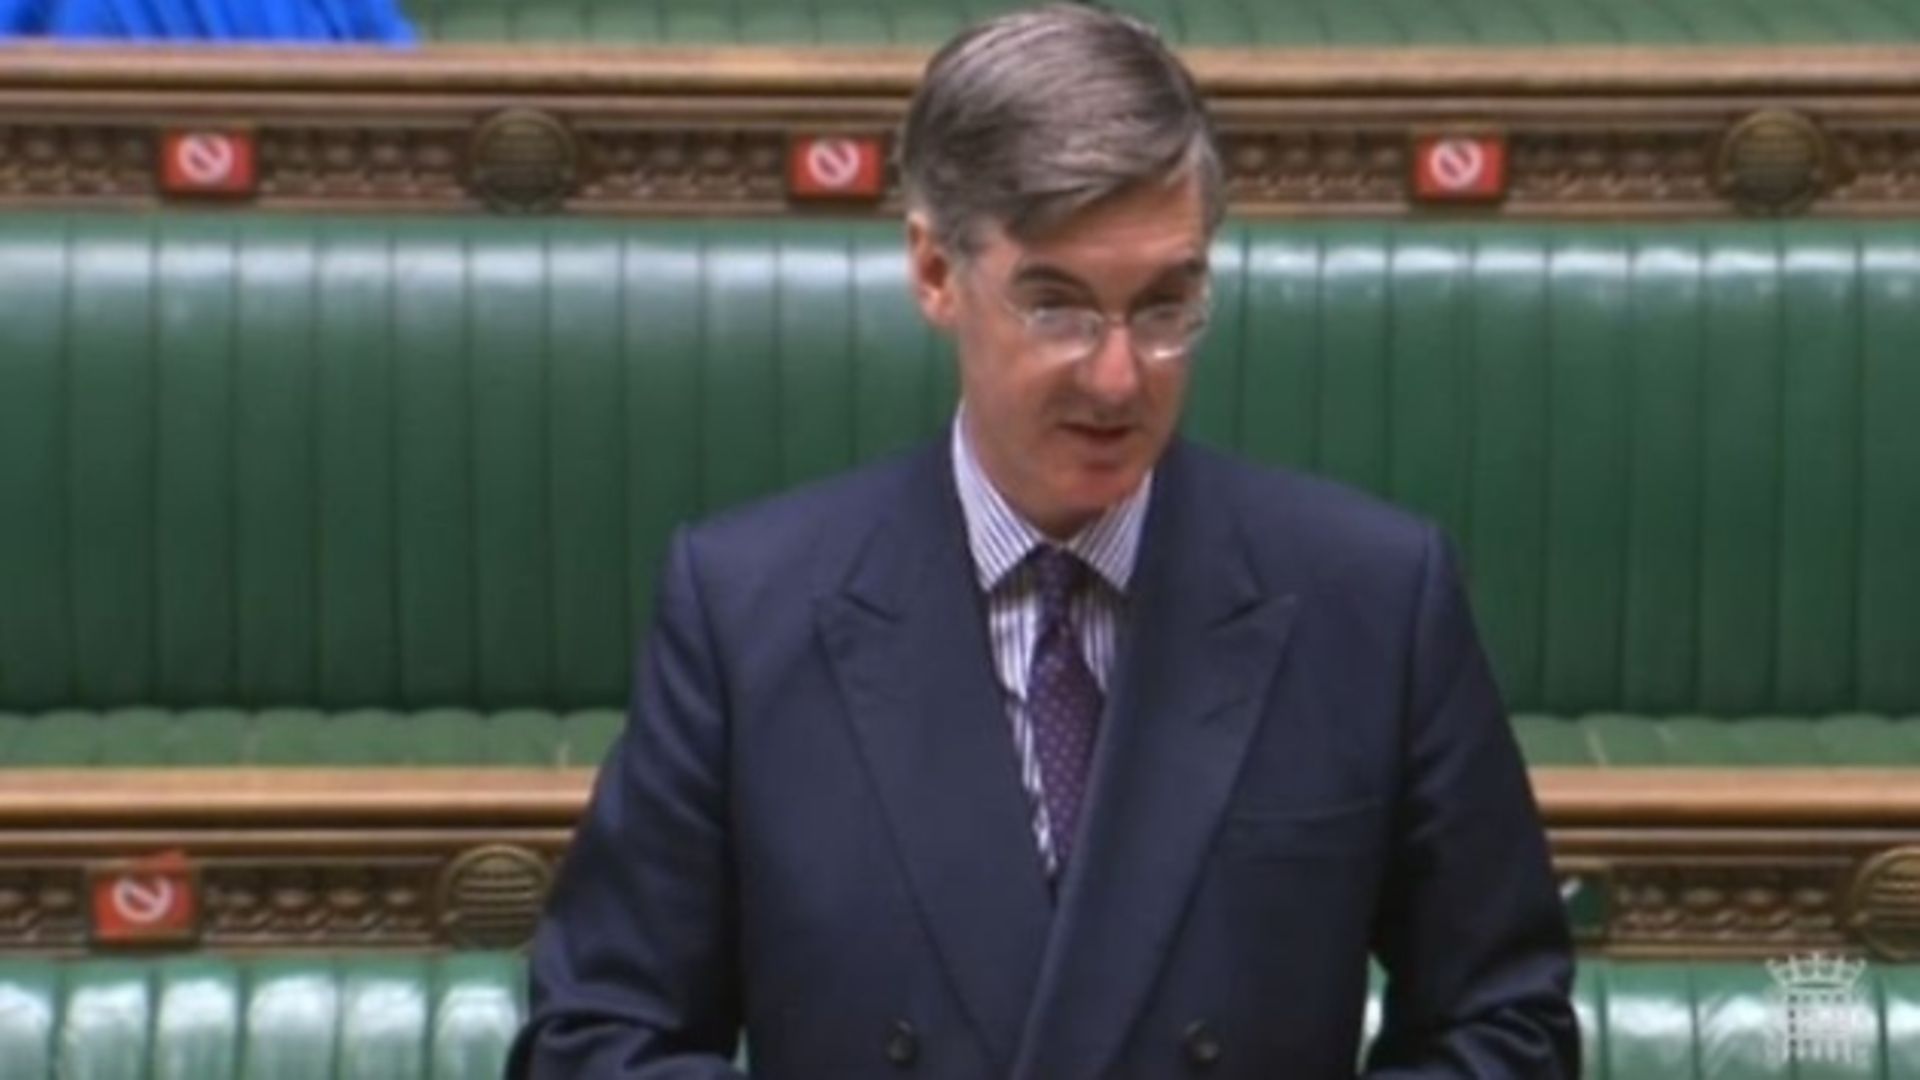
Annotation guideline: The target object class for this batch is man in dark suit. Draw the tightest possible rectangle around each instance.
[511,5,1577,1077]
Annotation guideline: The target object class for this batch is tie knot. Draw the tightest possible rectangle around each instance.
[1028,546,1088,619]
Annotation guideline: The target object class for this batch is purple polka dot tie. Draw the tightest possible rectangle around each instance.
[1027,547,1103,873]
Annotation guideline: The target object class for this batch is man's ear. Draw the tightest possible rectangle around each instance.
[906,212,958,330]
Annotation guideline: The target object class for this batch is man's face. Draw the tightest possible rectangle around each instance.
[909,173,1210,538]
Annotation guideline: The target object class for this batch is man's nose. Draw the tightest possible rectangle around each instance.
[1076,322,1143,404]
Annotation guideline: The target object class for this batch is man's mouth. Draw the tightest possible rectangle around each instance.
[1061,421,1134,446]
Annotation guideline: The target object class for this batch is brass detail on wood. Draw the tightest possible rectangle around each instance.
[1507,130,1716,206]
[468,109,580,213]
[437,844,552,949]
[0,124,152,199]
[1849,847,1920,961]
[1606,861,1848,949]
[201,860,439,947]
[576,128,789,207]
[1832,127,1920,204]
[1219,128,1405,207]
[258,127,467,204]
[0,47,1914,216]
[0,866,87,948]
[1715,110,1834,215]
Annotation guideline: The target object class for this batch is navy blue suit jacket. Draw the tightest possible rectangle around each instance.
[512,437,1577,1078]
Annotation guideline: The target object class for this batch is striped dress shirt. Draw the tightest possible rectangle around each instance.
[950,417,1152,874]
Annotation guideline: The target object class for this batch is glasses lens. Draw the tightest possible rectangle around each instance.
[1131,303,1208,362]
[1028,307,1102,363]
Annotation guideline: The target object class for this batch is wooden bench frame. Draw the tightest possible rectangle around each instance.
[1,43,1918,216]
[3,767,1920,959]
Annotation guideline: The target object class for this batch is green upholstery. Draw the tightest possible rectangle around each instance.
[1198,222,1920,721]
[401,0,1920,45]
[0,708,621,766]
[1517,714,1920,766]
[0,216,955,716]
[0,953,522,1080]
[3,216,1918,760]
[11,709,1920,768]
[2,954,1915,1077]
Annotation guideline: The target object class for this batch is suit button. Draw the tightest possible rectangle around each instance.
[1182,1020,1222,1070]
[886,1020,919,1067]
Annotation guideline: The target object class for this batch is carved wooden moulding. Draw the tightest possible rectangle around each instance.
[0,847,558,951]
[1544,847,1920,962]
[1540,769,1920,961]
[0,45,1917,217]
[0,769,576,954]
[3,768,1920,956]
[1552,857,1857,954]
[6,835,1920,958]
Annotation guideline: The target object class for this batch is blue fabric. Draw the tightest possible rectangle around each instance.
[40,0,413,42]
[1,0,51,33]
[512,437,1578,1078]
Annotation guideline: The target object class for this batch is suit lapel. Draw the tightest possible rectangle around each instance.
[1014,441,1301,1079]
[815,444,1053,1075]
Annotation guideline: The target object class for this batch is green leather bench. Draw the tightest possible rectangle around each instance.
[2,215,1917,761]
[400,0,1920,45]
[0,952,522,1080]
[8,710,1920,767]
[1,954,1914,1078]
[0,708,622,767]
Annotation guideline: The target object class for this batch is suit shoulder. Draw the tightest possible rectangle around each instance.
[677,445,925,586]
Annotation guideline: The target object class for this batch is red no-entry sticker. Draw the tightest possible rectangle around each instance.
[1413,134,1508,202]
[160,130,257,198]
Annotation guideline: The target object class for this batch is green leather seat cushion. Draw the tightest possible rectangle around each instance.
[0,952,522,1080]
[1515,713,1920,766]
[6,711,1920,768]
[3,954,1917,1077]
[401,0,1920,45]
[0,709,621,767]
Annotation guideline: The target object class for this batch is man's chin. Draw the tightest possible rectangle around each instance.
[1054,467,1148,517]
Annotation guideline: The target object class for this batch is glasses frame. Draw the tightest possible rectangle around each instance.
[984,273,1214,367]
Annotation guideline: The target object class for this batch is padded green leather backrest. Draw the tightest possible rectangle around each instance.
[2,216,1916,719]
[0,953,522,1080]
[1201,223,1920,718]
[400,0,1920,45]
[0,216,955,714]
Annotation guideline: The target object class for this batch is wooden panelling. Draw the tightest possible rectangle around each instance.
[5,767,1920,955]
[1,44,1917,216]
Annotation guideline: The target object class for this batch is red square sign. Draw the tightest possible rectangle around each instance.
[159,130,257,197]
[91,851,198,944]
[788,135,886,200]
[1412,134,1507,202]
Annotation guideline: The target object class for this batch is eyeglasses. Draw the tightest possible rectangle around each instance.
[991,283,1212,367]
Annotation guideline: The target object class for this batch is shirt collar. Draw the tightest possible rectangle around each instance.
[950,410,1152,595]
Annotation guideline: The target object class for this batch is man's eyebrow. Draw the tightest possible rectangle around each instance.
[1008,256,1211,296]
[1007,263,1091,292]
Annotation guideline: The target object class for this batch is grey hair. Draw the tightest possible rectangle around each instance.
[897,3,1224,256]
